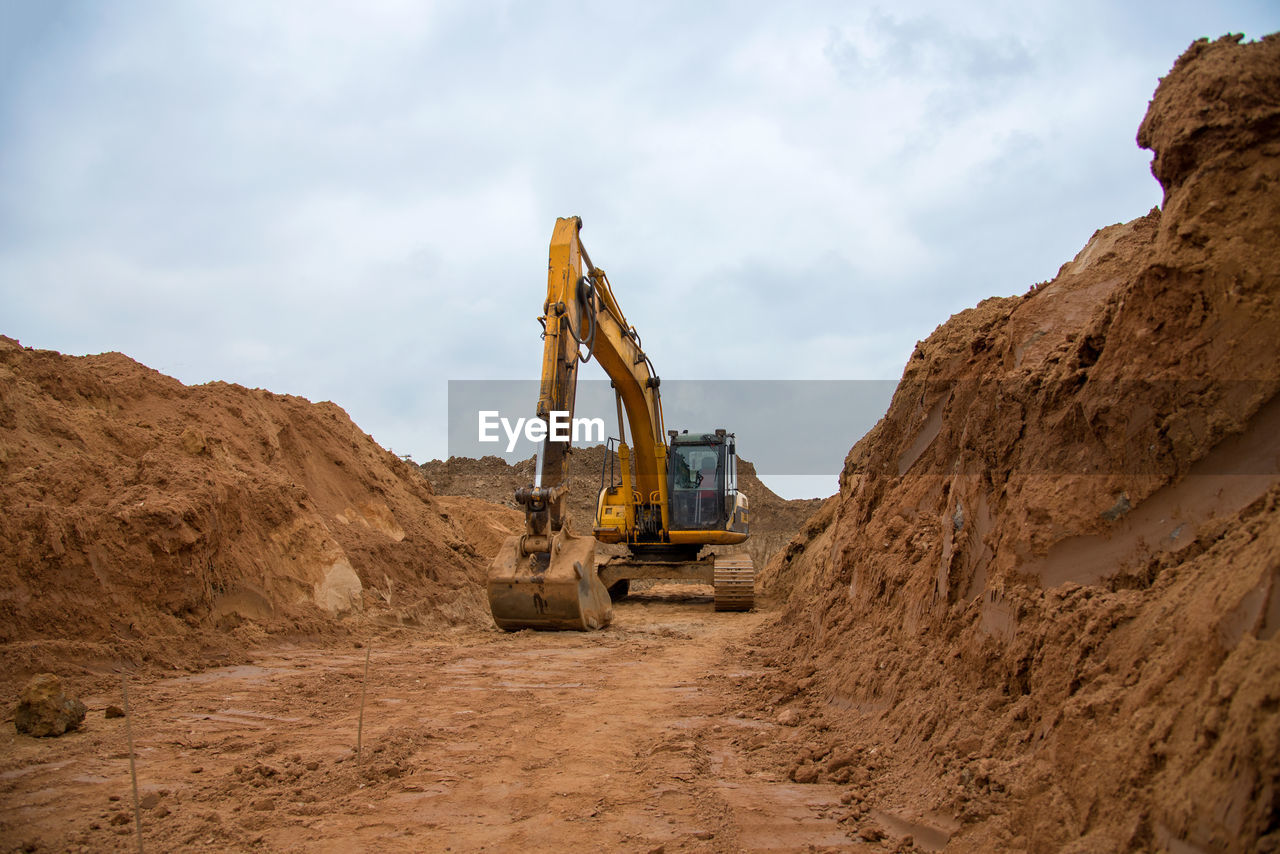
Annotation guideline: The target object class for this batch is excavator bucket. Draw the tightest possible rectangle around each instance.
[487,530,613,631]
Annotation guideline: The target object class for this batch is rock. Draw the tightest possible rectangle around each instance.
[104,705,125,719]
[790,763,821,784]
[139,792,161,809]
[250,797,276,811]
[826,750,860,774]
[14,673,87,737]
[797,742,831,763]
[179,426,206,455]
[776,708,800,727]
[855,824,885,842]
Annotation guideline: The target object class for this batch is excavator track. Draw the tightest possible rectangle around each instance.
[712,554,755,612]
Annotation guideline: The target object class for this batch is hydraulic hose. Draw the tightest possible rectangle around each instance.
[567,274,598,363]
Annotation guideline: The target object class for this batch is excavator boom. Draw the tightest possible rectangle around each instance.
[487,217,751,631]
[487,218,613,630]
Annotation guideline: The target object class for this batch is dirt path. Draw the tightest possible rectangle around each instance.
[1,592,872,853]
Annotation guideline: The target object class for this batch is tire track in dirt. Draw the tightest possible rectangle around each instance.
[1,591,873,853]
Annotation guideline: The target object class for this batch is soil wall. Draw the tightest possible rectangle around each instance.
[762,34,1280,853]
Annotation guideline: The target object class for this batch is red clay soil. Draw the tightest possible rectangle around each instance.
[761,34,1280,853]
[1,598,880,854]
[0,339,520,694]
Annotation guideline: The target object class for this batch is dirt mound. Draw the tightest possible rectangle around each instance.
[421,445,824,572]
[419,453,539,509]
[0,339,520,692]
[762,34,1280,852]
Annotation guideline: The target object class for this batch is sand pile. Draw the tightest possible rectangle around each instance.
[421,445,823,572]
[761,34,1280,852]
[0,339,519,690]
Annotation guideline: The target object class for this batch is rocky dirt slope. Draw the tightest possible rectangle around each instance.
[0,339,520,692]
[761,34,1280,853]
[421,445,823,574]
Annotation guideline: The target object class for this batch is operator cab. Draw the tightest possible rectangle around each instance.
[667,429,748,535]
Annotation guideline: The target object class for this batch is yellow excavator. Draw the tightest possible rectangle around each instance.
[488,216,753,630]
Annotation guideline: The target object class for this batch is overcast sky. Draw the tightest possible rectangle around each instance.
[2,1,1277,498]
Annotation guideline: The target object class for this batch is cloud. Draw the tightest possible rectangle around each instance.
[824,8,1036,90]
[1,1,1277,497]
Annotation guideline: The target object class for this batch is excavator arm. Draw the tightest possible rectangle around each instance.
[487,217,751,630]
[519,216,669,540]
[489,216,668,630]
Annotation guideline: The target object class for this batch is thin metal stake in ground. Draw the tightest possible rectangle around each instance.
[357,646,371,764]
[122,676,144,854]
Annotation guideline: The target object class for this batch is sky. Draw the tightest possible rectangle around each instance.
[2,1,1277,498]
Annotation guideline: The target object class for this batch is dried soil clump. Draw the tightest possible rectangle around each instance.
[0,342,518,691]
[762,34,1280,853]
[13,673,86,737]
